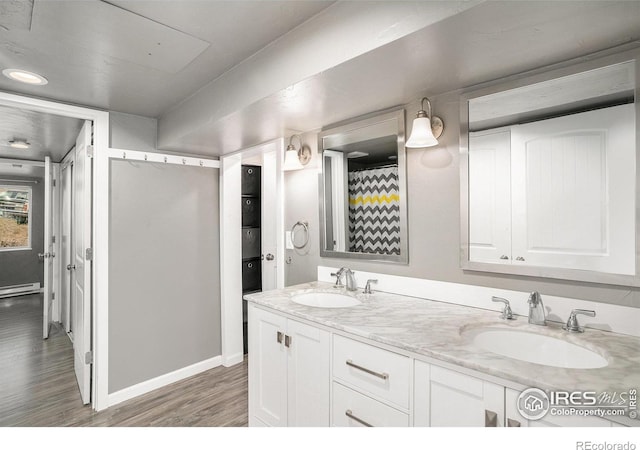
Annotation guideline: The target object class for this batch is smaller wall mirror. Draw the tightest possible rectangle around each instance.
[460,51,639,286]
[319,108,408,263]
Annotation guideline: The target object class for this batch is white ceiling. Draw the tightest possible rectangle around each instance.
[0,105,83,162]
[0,0,639,163]
[0,0,334,117]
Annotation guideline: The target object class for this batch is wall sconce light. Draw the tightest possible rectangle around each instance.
[283,134,311,171]
[8,138,31,149]
[405,97,444,148]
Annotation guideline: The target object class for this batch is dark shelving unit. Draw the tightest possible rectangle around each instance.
[241,165,261,355]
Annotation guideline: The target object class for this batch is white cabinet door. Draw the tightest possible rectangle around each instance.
[249,305,330,427]
[468,129,512,263]
[286,319,330,426]
[248,305,288,426]
[510,104,635,274]
[429,365,504,427]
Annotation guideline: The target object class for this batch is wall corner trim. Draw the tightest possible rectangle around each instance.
[222,352,244,367]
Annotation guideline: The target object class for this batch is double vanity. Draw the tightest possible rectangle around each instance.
[245,49,640,428]
[245,281,640,427]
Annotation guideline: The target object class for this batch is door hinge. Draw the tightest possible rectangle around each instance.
[53,179,56,187]
[85,248,93,261]
[52,235,56,244]
[85,351,93,365]
[87,145,94,158]
[51,292,55,300]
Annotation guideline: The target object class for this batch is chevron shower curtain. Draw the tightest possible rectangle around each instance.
[348,166,401,255]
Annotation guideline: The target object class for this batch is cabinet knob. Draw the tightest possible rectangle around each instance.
[507,418,521,427]
[276,331,283,344]
[265,253,275,261]
[485,409,498,427]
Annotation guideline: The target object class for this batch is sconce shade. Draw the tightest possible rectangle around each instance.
[406,116,438,148]
[283,147,305,171]
[406,97,444,148]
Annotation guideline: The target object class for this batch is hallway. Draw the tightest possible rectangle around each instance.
[0,294,248,426]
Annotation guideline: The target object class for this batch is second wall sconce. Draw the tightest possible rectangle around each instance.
[405,97,444,148]
[283,134,312,171]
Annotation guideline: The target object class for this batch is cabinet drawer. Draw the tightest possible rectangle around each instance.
[241,165,261,196]
[242,197,260,227]
[332,382,409,427]
[242,227,261,260]
[242,259,261,292]
[332,335,410,409]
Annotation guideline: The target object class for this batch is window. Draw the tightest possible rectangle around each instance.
[0,186,32,251]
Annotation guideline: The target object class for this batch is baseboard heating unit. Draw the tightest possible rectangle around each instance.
[0,283,41,298]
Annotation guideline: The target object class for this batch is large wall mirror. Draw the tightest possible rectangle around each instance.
[319,108,408,263]
[460,50,640,286]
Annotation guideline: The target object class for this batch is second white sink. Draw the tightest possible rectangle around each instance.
[291,292,361,308]
[465,327,608,369]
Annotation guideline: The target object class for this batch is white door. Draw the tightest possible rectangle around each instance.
[286,319,330,426]
[73,120,92,404]
[42,156,54,339]
[260,142,284,291]
[61,161,73,333]
[248,305,288,426]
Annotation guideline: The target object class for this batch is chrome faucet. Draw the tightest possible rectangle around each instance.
[491,296,515,320]
[343,268,358,291]
[527,291,546,326]
[364,279,378,294]
[331,267,358,291]
[331,268,346,287]
[563,309,596,333]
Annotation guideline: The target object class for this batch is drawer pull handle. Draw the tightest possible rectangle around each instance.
[284,335,292,348]
[345,359,389,380]
[277,331,283,344]
[507,418,521,427]
[485,409,498,427]
[345,409,373,427]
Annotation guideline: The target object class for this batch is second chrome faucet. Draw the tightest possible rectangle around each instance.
[527,291,546,326]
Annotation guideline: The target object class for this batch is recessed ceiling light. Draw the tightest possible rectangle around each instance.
[2,68,48,85]
[9,139,31,149]
[347,151,369,159]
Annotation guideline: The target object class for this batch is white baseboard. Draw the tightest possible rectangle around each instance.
[318,266,640,337]
[107,355,222,408]
[0,282,41,298]
[222,352,244,367]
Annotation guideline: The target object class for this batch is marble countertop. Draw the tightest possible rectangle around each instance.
[245,282,640,401]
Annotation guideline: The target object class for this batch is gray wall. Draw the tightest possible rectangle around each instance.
[284,93,640,308]
[108,160,221,393]
[0,179,44,287]
[109,112,158,152]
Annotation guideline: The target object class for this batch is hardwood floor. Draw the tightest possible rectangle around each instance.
[0,294,248,426]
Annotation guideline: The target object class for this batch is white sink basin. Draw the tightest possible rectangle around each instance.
[465,327,608,369]
[291,292,361,308]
